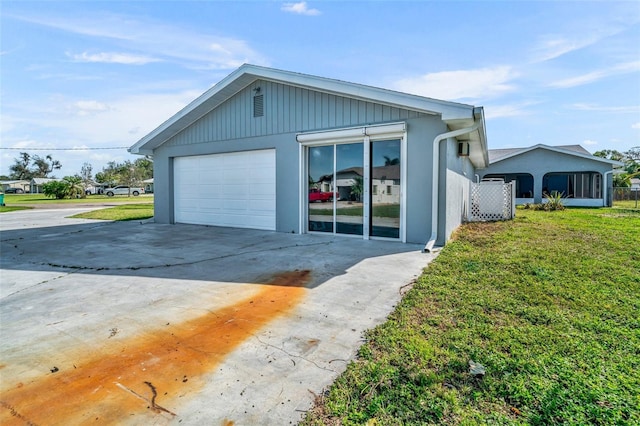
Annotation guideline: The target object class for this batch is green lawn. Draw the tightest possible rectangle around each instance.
[613,199,640,210]
[1,194,153,205]
[303,208,640,425]
[0,205,32,213]
[70,204,154,221]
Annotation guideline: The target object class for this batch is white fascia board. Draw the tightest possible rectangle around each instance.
[129,66,256,154]
[251,65,475,120]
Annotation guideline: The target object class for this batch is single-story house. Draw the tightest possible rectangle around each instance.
[142,178,154,194]
[130,64,489,250]
[478,144,622,207]
[1,180,30,193]
[30,178,60,194]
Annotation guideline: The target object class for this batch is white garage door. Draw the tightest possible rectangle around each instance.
[174,149,276,230]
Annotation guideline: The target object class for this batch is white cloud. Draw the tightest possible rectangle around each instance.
[69,51,161,65]
[531,34,606,63]
[73,100,111,116]
[583,139,598,146]
[483,101,539,120]
[549,61,640,88]
[632,123,640,129]
[569,103,640,113]
[281,2,321,16]
[393,66,517,101]
[529,11,637,63]
[14,12,269,70]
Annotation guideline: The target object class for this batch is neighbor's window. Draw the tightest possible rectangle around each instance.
[372,185,378,195]
[484,173,534,198]
[542,172,602,199]
[386,185,392,195]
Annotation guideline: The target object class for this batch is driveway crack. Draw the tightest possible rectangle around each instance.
[254,336,337,373]
[20,240,337,272]
[1,272,74,299]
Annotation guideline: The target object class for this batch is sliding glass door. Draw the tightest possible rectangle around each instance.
[307,137,402,240]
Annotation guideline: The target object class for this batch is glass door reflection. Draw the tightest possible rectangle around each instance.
[335,143,363,235]
[371,140,400,238]
[308,145,334,233]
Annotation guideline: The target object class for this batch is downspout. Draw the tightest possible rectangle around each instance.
[603,170,613,207]
[423,122,481,253]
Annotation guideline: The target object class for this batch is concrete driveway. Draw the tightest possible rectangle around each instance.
[0,208,437,425]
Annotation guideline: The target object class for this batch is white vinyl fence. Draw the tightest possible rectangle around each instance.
[468,180,515,222]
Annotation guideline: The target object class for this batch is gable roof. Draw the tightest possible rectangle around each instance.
[488,144,623,166]
[129,64,486,162]
[31,178,60,184]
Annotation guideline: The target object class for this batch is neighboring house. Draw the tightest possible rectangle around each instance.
[1,180,30,192]
[30,178,60,194]
[130,64,488,249]
[143,178,154,194]
[478,144,623,207]
[318,165,400,204]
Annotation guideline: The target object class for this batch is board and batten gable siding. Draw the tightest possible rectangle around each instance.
[163,80,428,147]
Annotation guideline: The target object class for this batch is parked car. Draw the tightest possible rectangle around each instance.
[309,188,336,202]
[4,188,25,194]
[104,185,145,196]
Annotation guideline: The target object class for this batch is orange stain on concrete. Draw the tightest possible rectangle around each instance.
[0,271,310,425]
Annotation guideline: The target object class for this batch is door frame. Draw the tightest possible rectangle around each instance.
[297,122,407,242]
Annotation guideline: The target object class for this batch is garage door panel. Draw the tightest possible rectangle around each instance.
[174,150,276,230]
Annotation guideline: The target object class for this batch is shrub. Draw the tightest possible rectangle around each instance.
[42,181,69,199]
[543,191,566,211]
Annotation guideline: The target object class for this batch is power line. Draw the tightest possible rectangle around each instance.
[0,147,130,151]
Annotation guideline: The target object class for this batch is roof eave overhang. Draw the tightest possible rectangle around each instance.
[442,107,489,169]
[489,144,625,167]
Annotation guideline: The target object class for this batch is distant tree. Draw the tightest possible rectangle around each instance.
[65,176,85,198]
[8,152,62,179]
[613,173,631,188]
[32,155,61,177]
[626,146,640,162]
[624,146,639,175]
[593,149,624,161]
[351,176,363,202]
[9,152,32,179]
[95,159,149,196]
[595,147,640,175]
[133,157,153,180]
[383,156,400,166]
[95,161,119,185]
[80,163,93,191]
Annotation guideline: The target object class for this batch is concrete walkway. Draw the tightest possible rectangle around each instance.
[0,208,437,425]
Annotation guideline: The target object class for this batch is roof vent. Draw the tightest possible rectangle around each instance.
[253,94,264,117]
[458,141,470,157]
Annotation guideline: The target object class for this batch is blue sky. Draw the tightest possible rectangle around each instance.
[1,1,639,178]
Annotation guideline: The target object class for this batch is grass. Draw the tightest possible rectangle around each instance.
[1,194,153,205]
[613,199,640,210]
[303,208,640,425]
[0,205,33,213]
[70,204,154,221]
